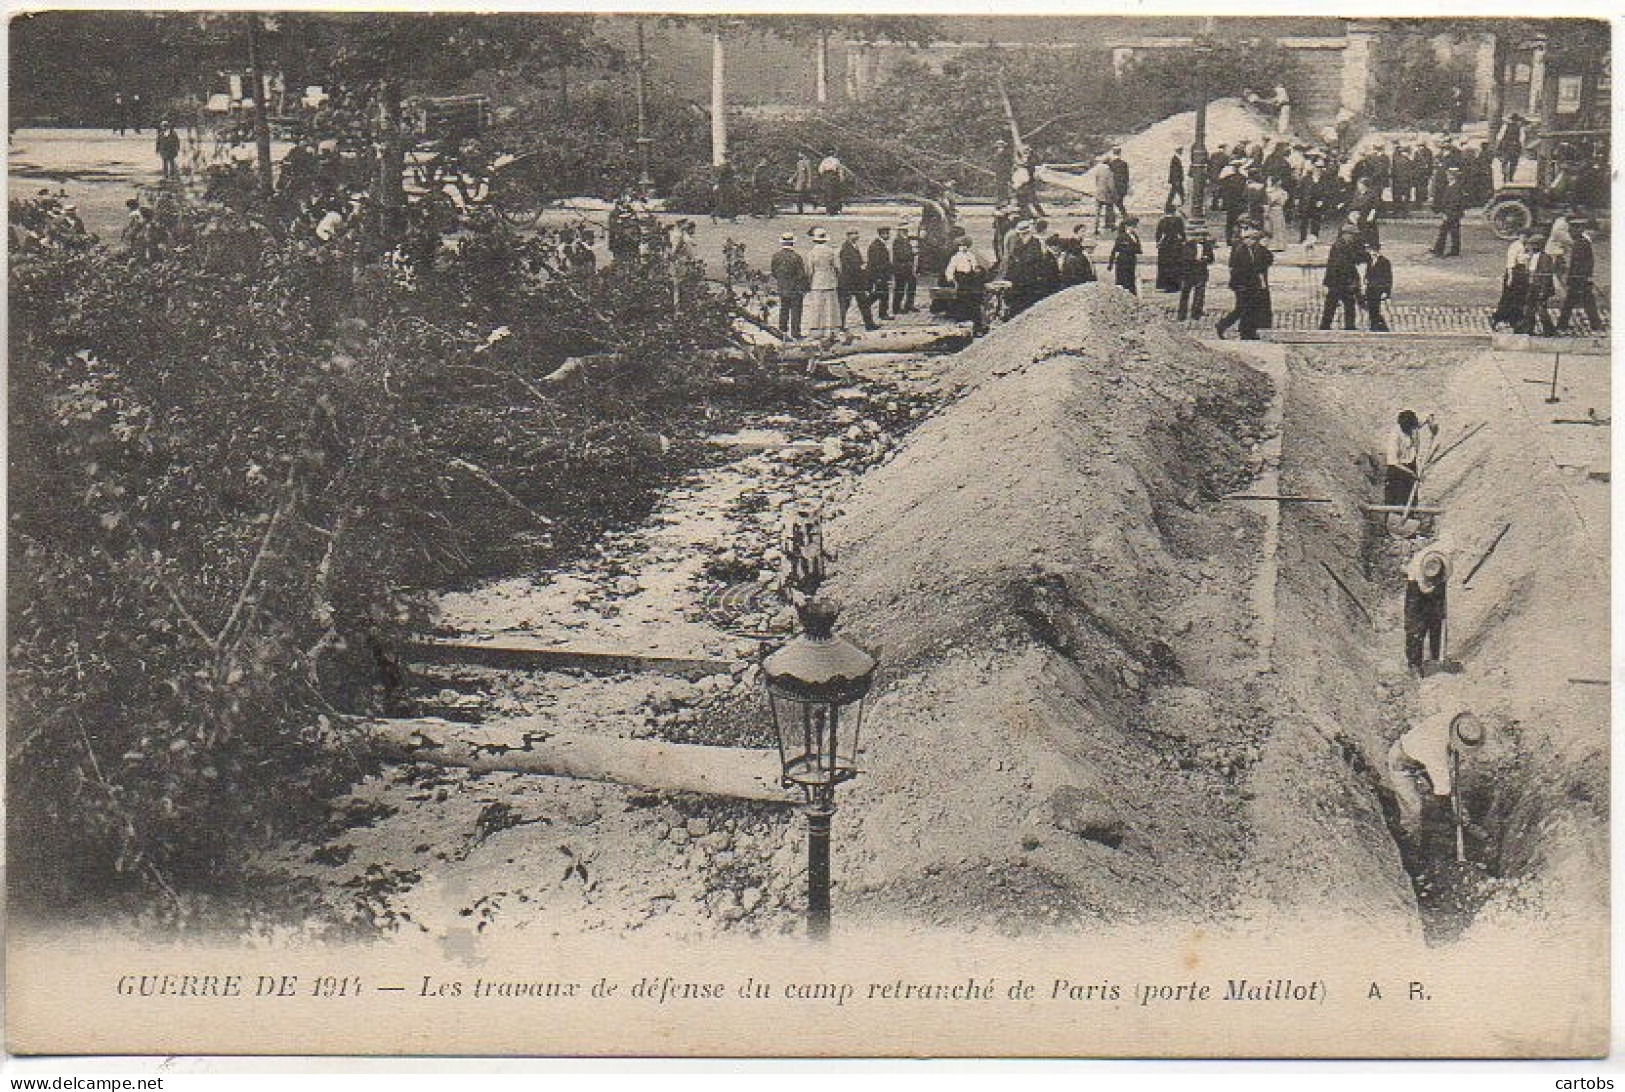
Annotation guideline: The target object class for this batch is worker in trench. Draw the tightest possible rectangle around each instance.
[1386,710,1488,853]
[1403,547,1450,675]
[1382,409,1440,507]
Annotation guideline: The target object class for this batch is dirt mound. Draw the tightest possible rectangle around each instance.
[1112,97,1275,210]
[818,285,1314,930]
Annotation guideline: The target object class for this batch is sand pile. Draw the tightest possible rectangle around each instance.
[1110,97,1275,211]
[817,284,1303,930]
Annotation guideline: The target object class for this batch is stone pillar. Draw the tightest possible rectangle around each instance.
[1527,35,1549,118]
[1340,19,1379,118]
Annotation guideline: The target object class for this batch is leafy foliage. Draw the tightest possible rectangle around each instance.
[8,190,758,919]
[1368,34,1475,130]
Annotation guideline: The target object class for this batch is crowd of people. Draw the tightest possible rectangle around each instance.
[765,219,924,346]
[1490,218,1603,336]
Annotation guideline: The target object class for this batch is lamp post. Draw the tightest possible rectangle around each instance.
[761,599,879,940]
[1188,23,1217,228]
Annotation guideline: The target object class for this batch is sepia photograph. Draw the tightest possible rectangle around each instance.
[4,8,1613,1060]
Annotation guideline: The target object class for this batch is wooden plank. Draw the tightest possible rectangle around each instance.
[1359,504,1446,516]
[1319,561,1374,627]
[407,638,739,680]
[1222,494,1332,503]
[1567,678,1610,687]
[363,716,793,804]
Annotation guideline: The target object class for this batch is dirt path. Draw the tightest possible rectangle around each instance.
[268,350,957,943]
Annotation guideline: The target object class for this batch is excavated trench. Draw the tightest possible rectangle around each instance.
[1271,344,1608,945]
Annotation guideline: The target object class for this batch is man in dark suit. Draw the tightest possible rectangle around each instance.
[1430,166,1466,257]
[1178,229,1214,321]
[1557,222,1604,333]
[1167,146,1186,208]
[1216,224,1274,340]
[1364,240,1393,332]
[1320,225,1369,331]
[838,228,878,331]
[1518,234,1558,336]
[1108,147,1130,218]
[891,223,918,314]
[867,226,895,320]
[769,232,810,339]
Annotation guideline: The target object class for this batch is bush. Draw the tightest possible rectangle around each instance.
[7,192,756,919]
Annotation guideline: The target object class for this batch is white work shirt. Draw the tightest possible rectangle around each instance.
[1385,421,1436,468]
[1397,712,1457,796]
[944,251,982,283]
[315,210,344,241]
[1505,239,1529,271]
[818,156,843,175]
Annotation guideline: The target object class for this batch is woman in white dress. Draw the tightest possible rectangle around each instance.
[804,227,842,345]
[1264,178,1290,252]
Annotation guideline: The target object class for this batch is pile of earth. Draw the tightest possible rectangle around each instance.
[1111,97,1277,211]
[810,283,1359,932]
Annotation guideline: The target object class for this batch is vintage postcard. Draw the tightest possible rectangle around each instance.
[5,8,1611,1058]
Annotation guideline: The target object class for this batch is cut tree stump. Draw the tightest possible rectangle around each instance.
[363,716,792,804]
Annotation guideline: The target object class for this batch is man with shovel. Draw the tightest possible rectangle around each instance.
[1404,547,1450,674]
[1383,409,1439,507]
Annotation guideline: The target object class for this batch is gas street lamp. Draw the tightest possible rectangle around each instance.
[761,599,879,941]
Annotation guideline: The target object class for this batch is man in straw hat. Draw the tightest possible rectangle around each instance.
[770,232,809,341]
[1404,546,1450,674]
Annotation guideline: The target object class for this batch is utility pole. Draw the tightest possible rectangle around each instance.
[245,13,274,198]
[710,28,728,167]
[634,19,653,189]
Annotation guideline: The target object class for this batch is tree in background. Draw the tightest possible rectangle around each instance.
[1368,34,1476,131]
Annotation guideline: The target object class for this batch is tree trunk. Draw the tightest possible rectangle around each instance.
[1486,33,1509,133]
[375,79,406,249]
[710,29,728,167]
[245,15,274,198]
[815,31,830,104]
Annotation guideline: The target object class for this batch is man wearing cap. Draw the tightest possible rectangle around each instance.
[837,228,878,332]
[1430,165,1467,258]
[805,227,841,345]
[770,233,810,341]
[1404,547,1450,673]
[866,226,895,321]
[891,222,918,314]
[1320,224,1369,331]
